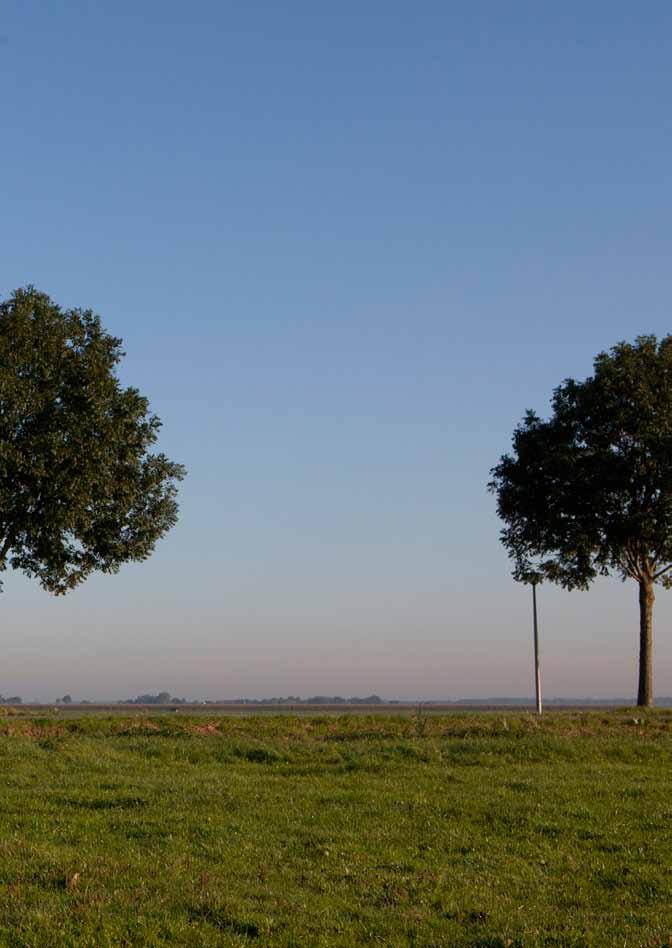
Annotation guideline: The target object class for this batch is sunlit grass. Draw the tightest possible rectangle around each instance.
[0,710,669,946]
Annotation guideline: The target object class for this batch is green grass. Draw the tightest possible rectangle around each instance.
[0,711,670,946]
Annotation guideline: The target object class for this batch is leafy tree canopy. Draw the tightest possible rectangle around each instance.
[0,287,185,595]
[490,335,672,590]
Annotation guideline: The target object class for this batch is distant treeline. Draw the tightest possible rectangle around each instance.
[119,693,188,705]
[126,694,670,707]
[9,693,672,707]
[119,694,384,705]
[205,695,384,705]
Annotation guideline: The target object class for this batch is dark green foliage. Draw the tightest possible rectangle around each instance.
[490,335,672,589]
[0,287,185,594]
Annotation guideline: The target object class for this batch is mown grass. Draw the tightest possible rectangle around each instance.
[0,710,669,946]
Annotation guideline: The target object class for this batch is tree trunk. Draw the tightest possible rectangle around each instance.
[637,577,655,707]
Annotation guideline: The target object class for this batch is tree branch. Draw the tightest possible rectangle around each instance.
[620,542,642,580]
[0,532,15,561]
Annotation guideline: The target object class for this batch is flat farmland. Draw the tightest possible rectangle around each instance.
[0,711,669,947]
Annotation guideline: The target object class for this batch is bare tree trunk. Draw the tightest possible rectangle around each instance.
[637,578,654,707]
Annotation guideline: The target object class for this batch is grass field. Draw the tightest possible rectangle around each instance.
[0,710,669,947]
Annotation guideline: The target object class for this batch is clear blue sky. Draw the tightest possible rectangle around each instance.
[1,1,671,700]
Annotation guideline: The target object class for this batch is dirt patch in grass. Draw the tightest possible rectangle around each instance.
[0,724,65,740]
[188,722,221,735]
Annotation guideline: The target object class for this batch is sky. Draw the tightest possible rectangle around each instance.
[1,1,672,701]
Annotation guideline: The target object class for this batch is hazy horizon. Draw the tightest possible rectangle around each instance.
[2,1,672,703]
[4,566,672,703]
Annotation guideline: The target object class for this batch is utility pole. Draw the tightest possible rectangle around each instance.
[532,579,542,714]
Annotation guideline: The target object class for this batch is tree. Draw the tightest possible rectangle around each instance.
[0,287,185,596]
[489,336,672,707]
